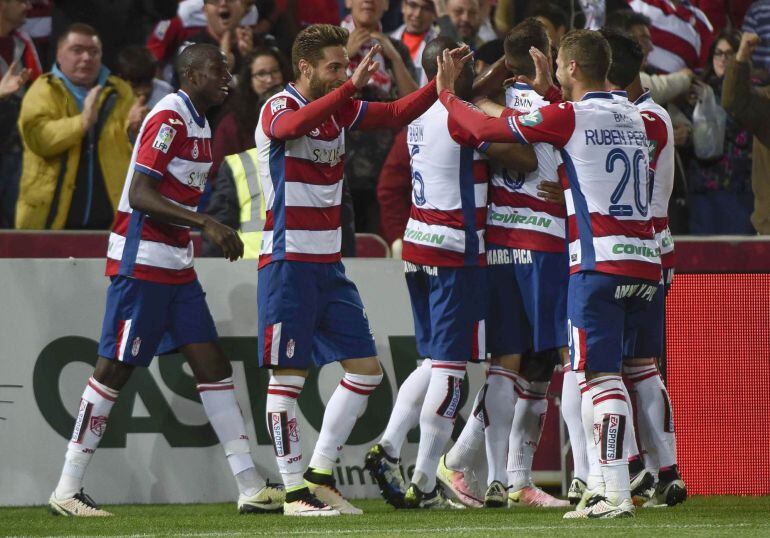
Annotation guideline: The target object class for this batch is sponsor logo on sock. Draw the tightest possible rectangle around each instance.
[437,376,464,419]
[601,414,626,462]
[288,417,299,442]
[72,399,93,443]
[473,384,489,427]
[89,415,108,437]
[268,411,289,457]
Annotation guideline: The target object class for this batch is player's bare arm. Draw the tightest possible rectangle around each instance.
[486,144,537,173]
[129,172,244,261]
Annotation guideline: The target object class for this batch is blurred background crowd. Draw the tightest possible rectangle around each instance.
[1,0,769,256]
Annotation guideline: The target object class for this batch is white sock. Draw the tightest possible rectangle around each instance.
[55,377,118,499]
[561,366,589,482]
[412,361,466,492]
[588,375,631,505]
[483,366,520,486]
[197,377,265,496]
[623,363,677,469]
[579,371,603,490]
[507,379,549,491]
[444,384,486,470]
[619,379,642,464]
[266,375,306,491]
[380,359,431,458]
[310,372,383,471]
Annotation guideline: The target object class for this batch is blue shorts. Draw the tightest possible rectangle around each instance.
[568,272,657,373]
[486,246,568,355]
[405,262,486,362]
[98,276,218,367]
[623,268,675,359]
[257,261,377,369]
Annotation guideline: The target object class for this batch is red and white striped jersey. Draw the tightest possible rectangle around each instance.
[635,90,676,270]
[507,92,661,282]
[628,0,713,72]
[487,82,566,252]
[106,91,212,284]
[256,84,366,268]
[402,101,489,267]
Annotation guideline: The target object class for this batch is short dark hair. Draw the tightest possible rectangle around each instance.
[530,3,568,31]
[504,18,550,78]
[57,23,99,47]
[475,38,505,66]
[291,24,349,79]
[600,28,643,88]
[606,9,652,33]
[559,30,611,84]
[116,45,157,84]
[175,43,221,84]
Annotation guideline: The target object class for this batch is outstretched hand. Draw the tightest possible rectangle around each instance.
[351,44,382,89]
[516,47,554,97]
[0,60,31,100]
[436,46,473,94]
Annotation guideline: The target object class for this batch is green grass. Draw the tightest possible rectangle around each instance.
[2,497,769,537]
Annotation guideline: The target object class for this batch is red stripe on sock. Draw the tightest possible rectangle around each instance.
[267,389,300,398]
[431,362,467,371]
[88,378,117,402]
[269,383,305,390]
[625,371,659,384]
[515,387,547,400]
[592,394,627,405]
[197,384,235,392]
[340,379,375,395]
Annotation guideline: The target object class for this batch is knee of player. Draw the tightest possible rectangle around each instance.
[489,353,522,372]
[93,356,134,391]
[623,357,657,367]
[519,349,560,382]
[342,356,383,377]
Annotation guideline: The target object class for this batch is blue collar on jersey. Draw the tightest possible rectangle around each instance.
[634,89,652,105]
[285,83,309,105]
[580,91,614,101]
[178,90,205,128]
[610,90,628,98]
[512,81,533,91]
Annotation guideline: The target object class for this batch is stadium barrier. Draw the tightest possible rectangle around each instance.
[0,235,768,505]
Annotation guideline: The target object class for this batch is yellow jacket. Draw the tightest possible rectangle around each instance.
[16,72,134,229]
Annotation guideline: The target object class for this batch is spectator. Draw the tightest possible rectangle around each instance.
[390,0,438,86]
[531,3,569,47]
[1,0,42,228]
[669,29,754,234]
[210,47,288,181]
[723,32,770,234]
[627,0,714,73]
[148,0,258,78]
[115,45,173,110]
[608,9,694,104]
[20,0,51,70]
[694,0,752,36]
[341,0,419,233]
[16,23,136,230]
[477,0,499,42]
[437,0,487,49]
[741,0,770,83]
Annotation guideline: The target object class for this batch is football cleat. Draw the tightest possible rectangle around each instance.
[630,469,655,499]
[653,478,687,507]
[563,497,635,519]
[633,485,656,507]
[304,468,362,515]
[508,485,571,507]
[283,487,340,517]
[576,484,605,510]
[364,443,406,508]
[435,455,483,508]
[484,481,508,508]
[48,489,112,517]
[404,484,466,509]
[568,478,587,505]
[238,481,285,513]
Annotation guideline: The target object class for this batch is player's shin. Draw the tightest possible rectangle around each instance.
[412,362,466,492]
[54,377,119,500]
[197,377,266,496]
[444,385,485,470]
[380,359,431,458]
[484,366,520,486]
[310,371,383,472]
[507,379,549,491]
[266,375,306,491]
[579,371,604,492]
[562,366,589,483]
[589,375,632,505]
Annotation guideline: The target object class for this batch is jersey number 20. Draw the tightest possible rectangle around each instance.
[606,148,648,217]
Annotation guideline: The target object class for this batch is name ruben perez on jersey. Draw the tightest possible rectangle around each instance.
[256,84,367,268]
[106,91,212,284]
[507,92,661,282]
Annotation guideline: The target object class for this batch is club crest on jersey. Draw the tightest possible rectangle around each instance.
[89,415,108,437]
[152,123,176,153]
[309,128,321,137]
[270,97,287,114]
[192,139,199,159]
[519,110,543,127]
[286,338,295,359]
[131,337,141,357]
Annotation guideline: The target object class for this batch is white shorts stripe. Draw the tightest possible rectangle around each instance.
[117,319,132,362]
[270,322,282,363]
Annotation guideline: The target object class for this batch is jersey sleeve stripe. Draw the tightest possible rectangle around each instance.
[349,100,368,131]
[134,164,163,180]
[269,108,293,137]
[506,115,528,144]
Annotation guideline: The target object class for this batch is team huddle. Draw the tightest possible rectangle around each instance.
[47,18,684,521]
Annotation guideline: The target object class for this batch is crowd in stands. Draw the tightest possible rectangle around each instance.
[1,0,769,245]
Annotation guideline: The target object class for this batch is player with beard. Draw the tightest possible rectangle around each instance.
[255,24,471,517]
[48,44,284,517]
[437,30,661,519]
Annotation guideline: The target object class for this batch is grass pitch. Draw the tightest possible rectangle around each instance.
[2,496,769,537]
